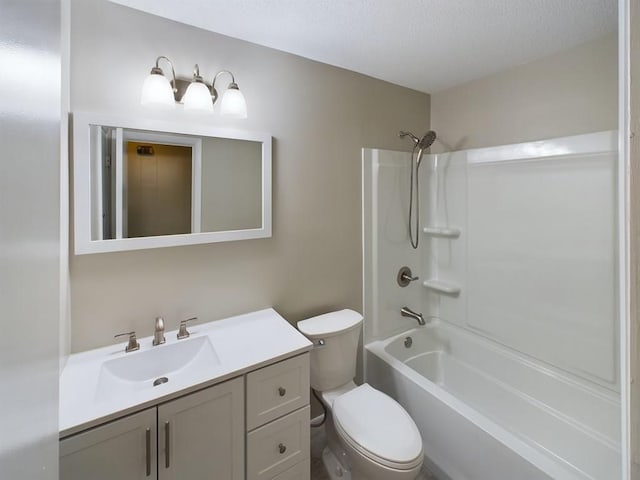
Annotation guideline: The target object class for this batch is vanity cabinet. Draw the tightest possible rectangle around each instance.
[60,377,244,480]
[60,351,311,480]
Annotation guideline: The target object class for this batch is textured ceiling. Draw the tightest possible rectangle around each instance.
[108,0,617,93]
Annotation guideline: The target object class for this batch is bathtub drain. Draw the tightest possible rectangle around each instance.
[404,337,413,348]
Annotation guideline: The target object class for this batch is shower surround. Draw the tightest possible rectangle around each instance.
[362,131,621,479]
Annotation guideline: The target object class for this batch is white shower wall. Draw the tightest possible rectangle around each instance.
[426,131,618,391]
[363,149,421,343]
[364,130,619,392]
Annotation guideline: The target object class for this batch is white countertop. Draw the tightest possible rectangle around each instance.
[59,308,312,437]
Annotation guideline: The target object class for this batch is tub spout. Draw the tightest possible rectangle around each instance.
[401,306,426,326]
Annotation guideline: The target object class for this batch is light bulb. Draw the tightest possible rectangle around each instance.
[140,73,175,109]
[220,86,247,119]
[182,81,213,112]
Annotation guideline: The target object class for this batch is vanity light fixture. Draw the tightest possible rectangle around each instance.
[141,56,248,118]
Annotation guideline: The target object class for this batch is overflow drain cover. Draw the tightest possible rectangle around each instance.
[153,376,169,387]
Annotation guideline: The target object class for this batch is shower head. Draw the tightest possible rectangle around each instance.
[415,130,436,168]
[399,130,437,168]
[418,130,437,150]
[399,130,437,150]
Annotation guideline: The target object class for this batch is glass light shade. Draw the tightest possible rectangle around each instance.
[220,88,247,119]
[182,81,214,112]
[140,73,175,108]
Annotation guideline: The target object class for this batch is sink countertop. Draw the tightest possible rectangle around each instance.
[59,308,312,438]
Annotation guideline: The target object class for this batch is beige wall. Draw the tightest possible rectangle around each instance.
[431,33,618,153]
[69,0,429,352]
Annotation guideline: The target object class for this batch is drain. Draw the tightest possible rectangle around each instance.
[404,336,413,348]
[153,376,169,387]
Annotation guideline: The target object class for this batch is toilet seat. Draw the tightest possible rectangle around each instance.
[332,383,423,470]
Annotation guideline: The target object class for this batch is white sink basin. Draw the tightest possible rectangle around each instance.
[96,336,219,400]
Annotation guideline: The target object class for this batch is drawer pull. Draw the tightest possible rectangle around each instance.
[165,421,170,468]
[145,428,151,477]
[278,443,287,454]
[278,386,286,397]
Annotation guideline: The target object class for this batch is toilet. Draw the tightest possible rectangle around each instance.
[298,309,424,480]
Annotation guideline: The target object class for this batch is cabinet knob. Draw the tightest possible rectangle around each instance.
[278,386,286,397]
[278,443,287,454]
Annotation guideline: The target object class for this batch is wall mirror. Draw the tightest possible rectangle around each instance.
[72,112,272,254]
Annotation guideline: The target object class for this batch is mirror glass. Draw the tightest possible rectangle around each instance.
[73,113,272,254]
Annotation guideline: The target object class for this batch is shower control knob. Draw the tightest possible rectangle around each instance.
[397,266,419,287]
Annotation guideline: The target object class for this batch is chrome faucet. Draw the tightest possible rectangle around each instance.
[153,317,166,346]
[400,306,426,326]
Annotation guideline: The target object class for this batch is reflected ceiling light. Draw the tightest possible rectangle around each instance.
[141,56,247,118]
[140,56,177,109]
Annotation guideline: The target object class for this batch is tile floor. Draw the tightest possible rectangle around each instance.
[310,424,330,480]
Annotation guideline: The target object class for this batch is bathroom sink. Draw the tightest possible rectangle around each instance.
[96,336,219,400]
[60,309,314,436]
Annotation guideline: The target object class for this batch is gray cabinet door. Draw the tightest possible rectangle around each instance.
[60,408,157,480]
[158,377,244,480]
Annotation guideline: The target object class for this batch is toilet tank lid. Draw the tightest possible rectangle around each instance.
[297,309,363,337]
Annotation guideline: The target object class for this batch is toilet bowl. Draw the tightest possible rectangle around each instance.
[328,383,423,479]
[298,310,424,480]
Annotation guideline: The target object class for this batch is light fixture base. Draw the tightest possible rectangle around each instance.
[173,77,192,102]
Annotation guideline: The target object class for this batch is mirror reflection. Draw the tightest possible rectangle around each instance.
[91,127,263,241]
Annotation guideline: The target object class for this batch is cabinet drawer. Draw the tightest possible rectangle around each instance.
[246,353,309,430]
[246,406,310,480]
[271,458,310,480]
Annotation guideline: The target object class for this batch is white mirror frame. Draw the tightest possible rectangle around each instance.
[72,112,272,254]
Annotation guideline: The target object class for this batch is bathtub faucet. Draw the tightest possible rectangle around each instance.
[400,306,426,326]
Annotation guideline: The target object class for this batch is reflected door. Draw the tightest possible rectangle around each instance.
[126,142,192,238]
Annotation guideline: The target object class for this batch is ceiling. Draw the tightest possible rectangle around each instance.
[108,0,617,93]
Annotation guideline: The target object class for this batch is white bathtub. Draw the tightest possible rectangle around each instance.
[365,321,621,480]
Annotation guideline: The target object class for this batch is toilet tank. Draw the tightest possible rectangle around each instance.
[297,309,363,391]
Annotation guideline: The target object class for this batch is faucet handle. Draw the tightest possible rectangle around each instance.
[397,266,419,287]
[114,331,140,353]
[177,317,197,340]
